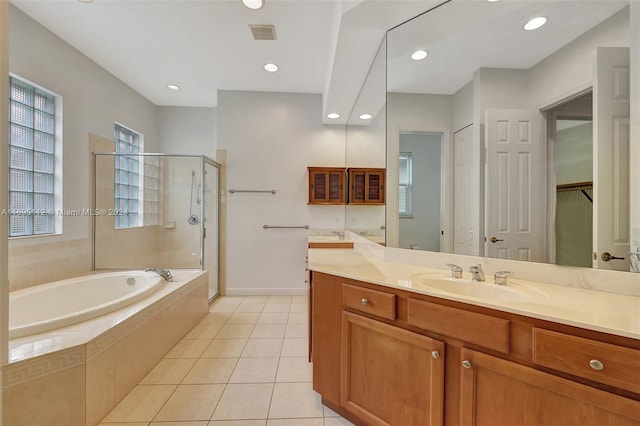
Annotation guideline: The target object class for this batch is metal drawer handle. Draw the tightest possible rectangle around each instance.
[589,359,604,371]
[432,350,440,359]
[462,360,472,369]
[361,298,368,305]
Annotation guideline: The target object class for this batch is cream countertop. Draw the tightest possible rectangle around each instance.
[308,242,640,340]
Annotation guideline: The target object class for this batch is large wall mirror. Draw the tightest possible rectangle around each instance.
[345,37,387,244]
[384,0,639,273]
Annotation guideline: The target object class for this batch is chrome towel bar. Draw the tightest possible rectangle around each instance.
[263,225,309,230]
[228,189,276,194]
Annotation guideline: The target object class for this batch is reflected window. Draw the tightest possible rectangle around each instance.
[399,152,413,217]
[114,123,142,228]
[8,76,58,236]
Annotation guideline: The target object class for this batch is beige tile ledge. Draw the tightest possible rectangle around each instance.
[308,238,640,340]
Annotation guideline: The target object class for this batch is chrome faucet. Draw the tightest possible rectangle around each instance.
[145,268,174,282]
[469,264,485,282]
[334,231,345,240]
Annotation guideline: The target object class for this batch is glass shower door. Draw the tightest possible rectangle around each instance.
[203,160,220,300]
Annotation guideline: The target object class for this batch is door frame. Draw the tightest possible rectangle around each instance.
[391,127,453,253]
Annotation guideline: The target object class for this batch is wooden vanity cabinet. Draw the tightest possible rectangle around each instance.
[309,271,640,426]
[459,348,640,426]
[308,167,346,204]
[348,168,385,204]
[341,311,444,426]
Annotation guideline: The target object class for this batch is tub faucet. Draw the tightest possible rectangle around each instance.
[145,268,174,282]
[469,264,485,282]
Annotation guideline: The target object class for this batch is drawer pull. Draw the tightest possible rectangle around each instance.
[361,298,368,305]
[431,350,440,359]
[462,360,472,369]
[589,359,604,371]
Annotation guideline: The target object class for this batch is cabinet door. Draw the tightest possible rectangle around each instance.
[341,311,444,426]
[309,168,345,204]
[459,348,640,426]
[348,168,385,204]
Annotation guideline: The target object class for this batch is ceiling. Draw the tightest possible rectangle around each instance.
[9,0,439,124]
[387,0,629,94]
[10,0,629,125]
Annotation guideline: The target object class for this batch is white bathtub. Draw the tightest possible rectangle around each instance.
[9,271,164,338]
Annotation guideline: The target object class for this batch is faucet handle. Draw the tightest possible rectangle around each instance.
[494,271,512,285]
[446,263,463,279]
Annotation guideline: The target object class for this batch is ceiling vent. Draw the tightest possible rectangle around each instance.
[250,24,277,41]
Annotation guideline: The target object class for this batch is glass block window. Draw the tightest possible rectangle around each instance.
[143,156,160,226]
[9,77,56,236]
[114,124,141,228]
[399,152,413,217]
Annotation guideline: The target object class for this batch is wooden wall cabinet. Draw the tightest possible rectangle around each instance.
[348,168,385,205]
[308,167,346,205]
[309,271,640,426]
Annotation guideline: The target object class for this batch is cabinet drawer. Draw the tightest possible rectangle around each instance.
[407,298,510,353]
[343,284,396,321]
[532,328,640,394]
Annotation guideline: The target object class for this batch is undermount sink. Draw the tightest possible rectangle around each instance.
[412,276,545,302]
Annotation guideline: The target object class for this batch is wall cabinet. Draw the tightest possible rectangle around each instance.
[307,167,385,205]
[308,167,346,204]
[309,271,640,426]
[348,168,385,204]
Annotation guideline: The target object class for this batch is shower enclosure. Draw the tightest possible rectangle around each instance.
[93,153,220,300]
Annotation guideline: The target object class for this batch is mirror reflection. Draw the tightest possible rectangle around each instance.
[383,0,637,272]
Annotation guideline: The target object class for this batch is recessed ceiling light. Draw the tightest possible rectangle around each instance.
[524,16,547,31]
[487,0,499,2]
[166,84,181,91]
[359,113,373,120]
[264,63,279,72]
[242,0,264,10]
[327,113,340,119]
[78,0,93,3]
[411,50,428,61]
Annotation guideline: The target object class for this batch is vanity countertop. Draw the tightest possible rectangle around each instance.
[308,247,640,340]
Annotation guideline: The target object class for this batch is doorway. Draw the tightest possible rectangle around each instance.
[548,93,593,267]
[398,131,444,251]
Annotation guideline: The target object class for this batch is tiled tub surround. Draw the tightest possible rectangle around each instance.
[2,269,209,426]
[309,232,640,340]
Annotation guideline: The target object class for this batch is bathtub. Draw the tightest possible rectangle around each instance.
[9,271,164,338]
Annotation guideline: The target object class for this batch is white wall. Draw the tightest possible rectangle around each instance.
[157,106,217,158]
[386,93,453,247]
[399,132,442,251]
[9,5,159,246]
[528,7,630,109]
[217,90,345,294]
[453,81,473,132]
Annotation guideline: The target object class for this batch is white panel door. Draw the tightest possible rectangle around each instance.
[593,47,630,271]
[485,109,543,261]
[453,126,475,255]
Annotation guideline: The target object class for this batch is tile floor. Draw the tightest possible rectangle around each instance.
[99,295,354,426]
